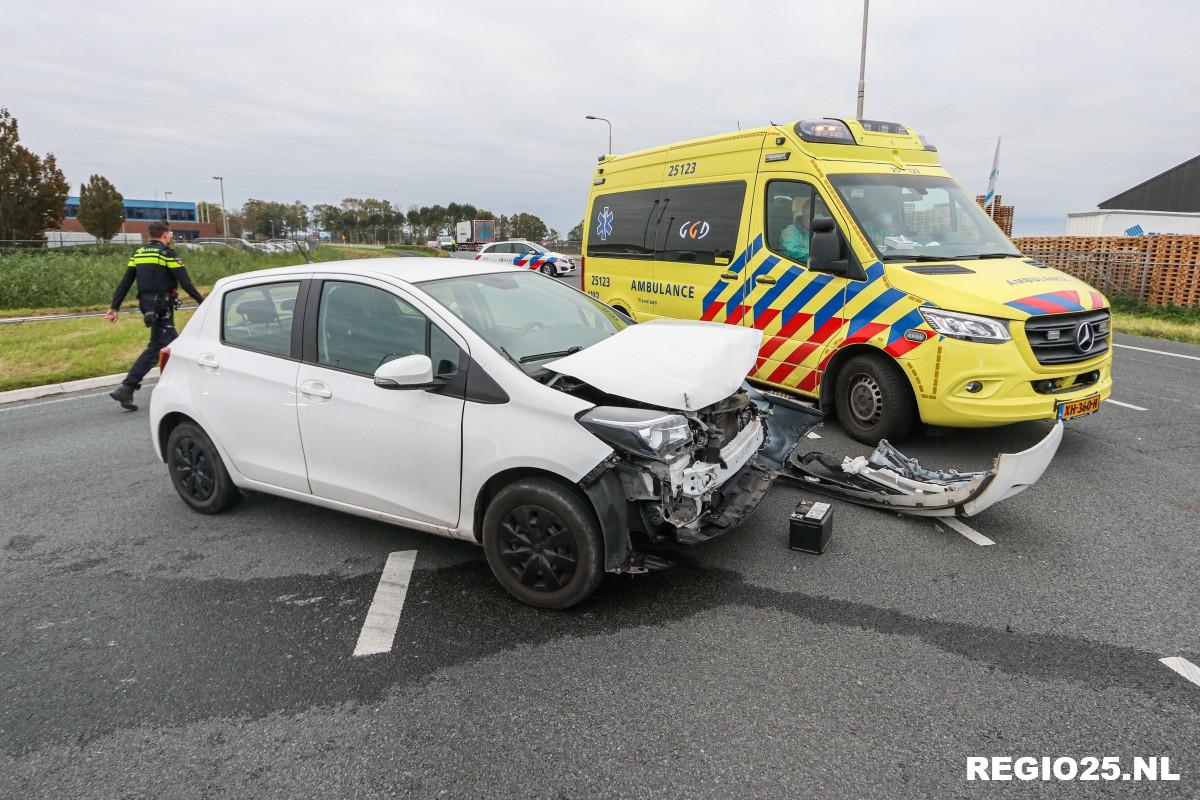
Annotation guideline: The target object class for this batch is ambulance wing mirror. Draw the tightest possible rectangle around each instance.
[808,217,865,280]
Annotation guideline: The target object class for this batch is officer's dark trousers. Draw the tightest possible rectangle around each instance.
[123,302,177,390]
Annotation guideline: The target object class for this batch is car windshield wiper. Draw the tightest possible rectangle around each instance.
[881,254,957,262]
[518,345,584,363]
[964,252,1019,259]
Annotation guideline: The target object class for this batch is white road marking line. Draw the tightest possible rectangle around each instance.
[1160,657,1200,689]
[353,550,418,657]
[1104,399,1149,411]
[0,391,111,413]
[935,517,995,546]
[1114,343,1200,362]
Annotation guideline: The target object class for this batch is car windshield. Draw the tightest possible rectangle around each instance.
[829,173,1020,260]
[419,271,630,366]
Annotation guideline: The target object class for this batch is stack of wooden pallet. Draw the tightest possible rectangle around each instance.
[1011,235,1200,307]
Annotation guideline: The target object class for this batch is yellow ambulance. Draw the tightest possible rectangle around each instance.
[581,118,1112,442]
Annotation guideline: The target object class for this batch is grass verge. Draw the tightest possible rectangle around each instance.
[0,311,194,392]
[1110,294,1200,344]
[0,245,451,392]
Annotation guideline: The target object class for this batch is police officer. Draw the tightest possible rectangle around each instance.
[106,221,205,410]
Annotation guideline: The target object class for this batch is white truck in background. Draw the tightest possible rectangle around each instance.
[453,219,496,252]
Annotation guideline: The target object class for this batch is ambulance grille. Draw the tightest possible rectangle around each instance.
[1024,309,1110,365]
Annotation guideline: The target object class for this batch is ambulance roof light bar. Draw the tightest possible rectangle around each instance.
[795,119,857,145]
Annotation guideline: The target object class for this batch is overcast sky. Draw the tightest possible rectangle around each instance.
[4,1,1197,235]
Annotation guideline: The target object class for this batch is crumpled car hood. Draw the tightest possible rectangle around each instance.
[545,319,763,411]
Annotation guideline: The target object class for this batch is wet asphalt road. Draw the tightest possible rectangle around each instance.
[1,292,1198,797]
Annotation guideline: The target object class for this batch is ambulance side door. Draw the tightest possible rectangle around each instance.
[651,180,752,323]
[741,174,849,397]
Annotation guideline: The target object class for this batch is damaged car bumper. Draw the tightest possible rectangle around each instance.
[780,421,1064,518]
[581,389,1064,573]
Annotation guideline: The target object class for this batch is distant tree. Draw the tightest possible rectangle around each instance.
[547,228,559,243]
[240,198,308,238]
[567,220,583,241]
[0,107,69,243]
[510,212,548,241]
[496,214,511,241]
[312,203,343,235]
[77,174,125,242]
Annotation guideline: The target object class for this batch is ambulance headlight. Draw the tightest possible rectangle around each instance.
[919,308,1011,343]
[578,407,693,461]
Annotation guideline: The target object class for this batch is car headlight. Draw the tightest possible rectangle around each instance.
[578,406,693,461]
[919,308,1011,343]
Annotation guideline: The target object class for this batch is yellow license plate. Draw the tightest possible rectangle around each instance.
[1056,393,1101,420]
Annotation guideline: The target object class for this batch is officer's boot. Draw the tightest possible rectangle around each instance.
[110,384,137,411]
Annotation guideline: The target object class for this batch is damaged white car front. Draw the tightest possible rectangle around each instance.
[547,317,1065,572]
[545,320,823,568]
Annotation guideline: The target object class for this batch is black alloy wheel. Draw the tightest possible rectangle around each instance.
[482,478,604,609]
[172,436,216,502]
[165,421,242,514]
[498,505,578,591]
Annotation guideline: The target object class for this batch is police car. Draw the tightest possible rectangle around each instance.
[476,239,577,276]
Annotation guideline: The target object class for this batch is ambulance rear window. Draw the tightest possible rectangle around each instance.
[587,188,660,259]
[656,181,745,266]
[587,181,745,266]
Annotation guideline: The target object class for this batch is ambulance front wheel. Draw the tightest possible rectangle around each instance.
[833,353,915,444]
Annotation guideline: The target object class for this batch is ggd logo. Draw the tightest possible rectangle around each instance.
[678,220,710,240]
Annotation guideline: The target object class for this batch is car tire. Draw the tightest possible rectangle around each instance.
[540,263,554,275]
[834,352,916,444]
[482,478,604,609]
[166,422,242,514]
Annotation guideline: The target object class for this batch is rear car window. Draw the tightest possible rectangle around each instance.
[221,281,300,357]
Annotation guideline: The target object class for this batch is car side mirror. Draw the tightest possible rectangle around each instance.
[373,354,436,390]
[808,217,866,280]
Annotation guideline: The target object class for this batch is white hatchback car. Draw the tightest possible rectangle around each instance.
[476,240,576,276]
[148,258,818,608]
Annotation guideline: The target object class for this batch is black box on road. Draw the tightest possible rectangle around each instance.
[789,500,833,554]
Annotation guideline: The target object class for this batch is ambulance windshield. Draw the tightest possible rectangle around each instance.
[829,174,1020,261]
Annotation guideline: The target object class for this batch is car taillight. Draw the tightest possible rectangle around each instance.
[474,253,481,260]
[158,347,171,371]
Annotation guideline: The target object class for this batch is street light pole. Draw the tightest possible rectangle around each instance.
[856,0,869,119]
[585,115,612,155]
[212,176,229,240]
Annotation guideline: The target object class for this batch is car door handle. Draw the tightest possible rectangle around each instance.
[197,353,220,370]
[300,380,333,400]
[756,276,777,285]
[720,272,738,280]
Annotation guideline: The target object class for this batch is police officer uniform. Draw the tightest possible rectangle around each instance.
[108,239,205,410]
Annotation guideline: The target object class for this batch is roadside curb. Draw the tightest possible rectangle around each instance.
[0,368,159,406]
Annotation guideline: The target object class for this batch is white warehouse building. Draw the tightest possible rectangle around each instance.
[1066,209,1200,236]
